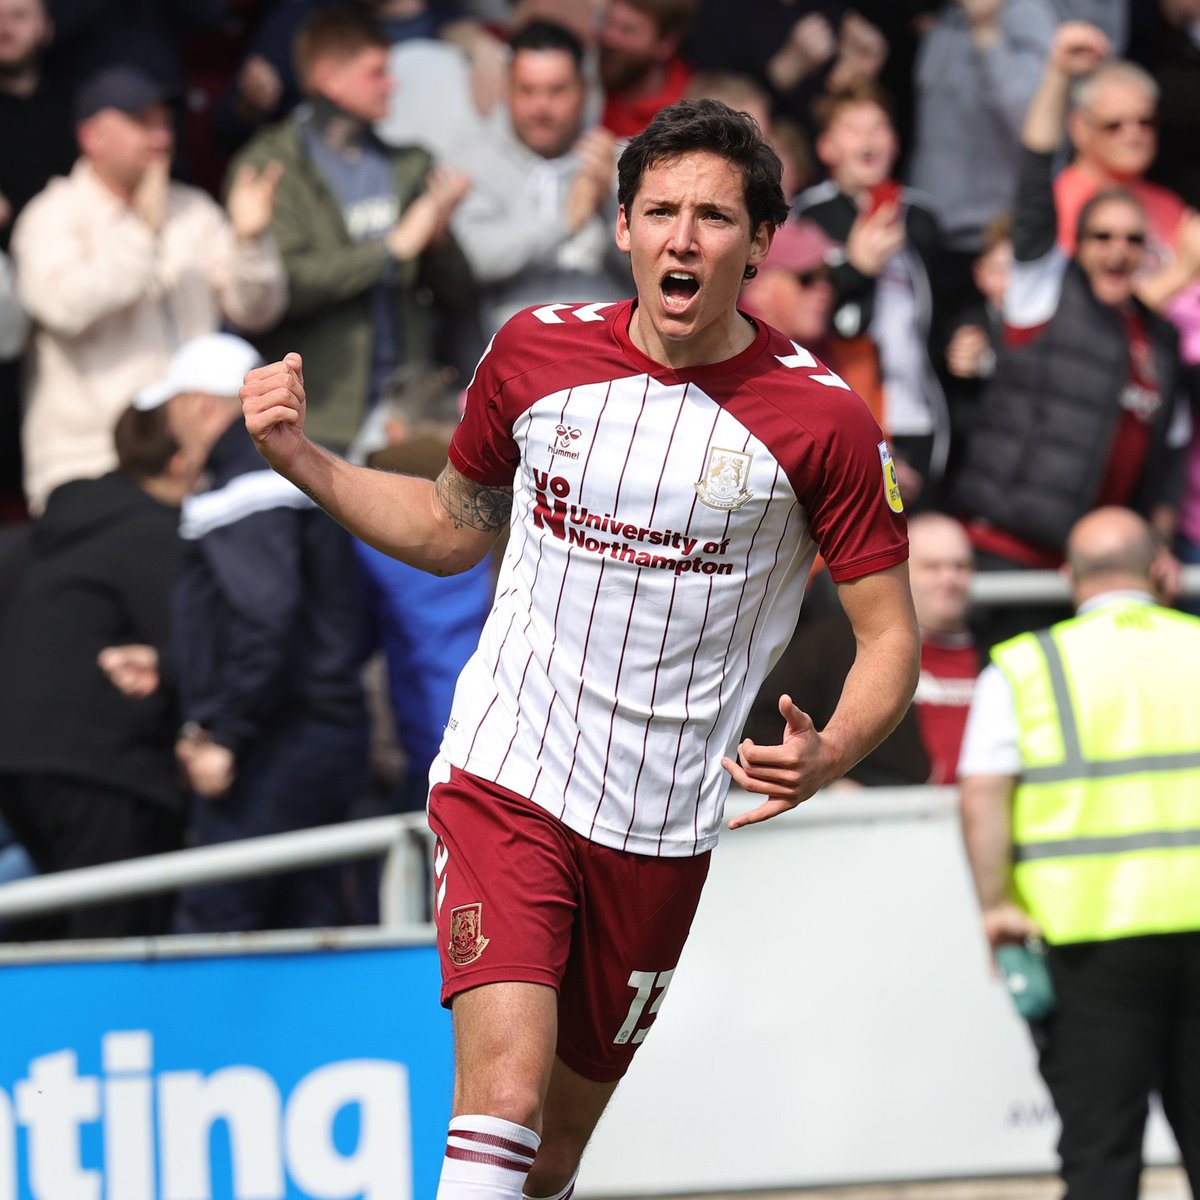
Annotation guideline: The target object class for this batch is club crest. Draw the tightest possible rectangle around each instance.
[878,441,904,514]
[448,902,490,966]
[695,447,753,511]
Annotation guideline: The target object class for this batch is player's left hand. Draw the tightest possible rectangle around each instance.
[724,694,831,829]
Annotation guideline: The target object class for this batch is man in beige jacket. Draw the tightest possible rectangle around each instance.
[13,65,288,513]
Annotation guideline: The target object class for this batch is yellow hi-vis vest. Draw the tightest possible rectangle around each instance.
[991,598,1200,945]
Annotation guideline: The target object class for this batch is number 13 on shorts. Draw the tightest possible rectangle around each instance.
[613,969,675,1045]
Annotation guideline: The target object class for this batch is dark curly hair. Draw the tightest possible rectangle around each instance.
[617,99,789,280]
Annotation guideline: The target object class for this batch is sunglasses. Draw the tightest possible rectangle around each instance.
[796,268,831,287]
[1081,229,1147,246]
[1094,115,1155,134]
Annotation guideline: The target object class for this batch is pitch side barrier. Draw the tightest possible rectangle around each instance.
[0,793,1183,1198]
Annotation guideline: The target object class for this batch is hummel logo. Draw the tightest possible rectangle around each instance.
[532,302,616,324]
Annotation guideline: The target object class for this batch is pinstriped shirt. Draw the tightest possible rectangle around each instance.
[440,300,908,856]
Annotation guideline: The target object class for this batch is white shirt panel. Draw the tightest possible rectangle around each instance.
[441,373,815,855]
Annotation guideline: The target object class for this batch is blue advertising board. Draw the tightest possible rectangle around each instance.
[0,943,452,1199]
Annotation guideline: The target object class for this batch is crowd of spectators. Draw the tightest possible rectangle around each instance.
[0,0,1197,936]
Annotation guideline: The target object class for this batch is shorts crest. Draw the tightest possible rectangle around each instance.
[448,901,491,966]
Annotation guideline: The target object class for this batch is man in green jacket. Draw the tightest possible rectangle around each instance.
[230,6,475,450]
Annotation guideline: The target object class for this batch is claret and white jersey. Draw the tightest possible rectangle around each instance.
[439,299,908,857]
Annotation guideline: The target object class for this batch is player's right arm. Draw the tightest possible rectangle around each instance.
[241,352,506,576]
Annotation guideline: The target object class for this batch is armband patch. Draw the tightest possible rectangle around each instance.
[878,441,904,514]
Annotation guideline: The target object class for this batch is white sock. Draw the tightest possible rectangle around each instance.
[523,1170,578,1199]
[436,1115,540,1199]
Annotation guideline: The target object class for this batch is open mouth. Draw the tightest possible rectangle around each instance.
[661,271,700,312]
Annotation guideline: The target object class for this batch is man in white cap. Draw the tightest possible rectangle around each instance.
[131,332,370,933]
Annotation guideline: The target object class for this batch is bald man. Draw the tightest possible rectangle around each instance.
[744,511,979,786]
[959,505,1200,1200]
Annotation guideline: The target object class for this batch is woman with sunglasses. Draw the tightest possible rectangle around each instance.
[949,21,1200,631]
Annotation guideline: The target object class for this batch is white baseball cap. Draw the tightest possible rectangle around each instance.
[133,333,263,411]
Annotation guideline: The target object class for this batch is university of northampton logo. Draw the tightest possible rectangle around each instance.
[448,902,490,966]
[878,441,904,514]
[695,447,753,510]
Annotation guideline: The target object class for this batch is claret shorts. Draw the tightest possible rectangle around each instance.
[428,764,710,1082]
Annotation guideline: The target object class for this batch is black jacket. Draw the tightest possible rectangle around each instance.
[0,472,183,808]
[172,422,367,754]
[951,149,1183,551]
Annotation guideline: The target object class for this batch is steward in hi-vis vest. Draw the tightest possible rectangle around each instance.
[991,599,1200,945]
[959,495,1200,1200]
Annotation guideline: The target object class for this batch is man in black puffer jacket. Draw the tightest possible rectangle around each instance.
[951,22,1199,606]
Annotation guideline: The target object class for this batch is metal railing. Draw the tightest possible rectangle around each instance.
[970,564,1200,604]
[0,813,433,930]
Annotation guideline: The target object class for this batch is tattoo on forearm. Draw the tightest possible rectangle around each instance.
[436,467,512,532]
[297,482,332,516]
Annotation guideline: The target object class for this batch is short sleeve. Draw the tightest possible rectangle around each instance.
[802,397,908,582]
[447,333,522,486]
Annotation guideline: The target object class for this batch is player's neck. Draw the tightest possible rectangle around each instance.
[628,305,757,370]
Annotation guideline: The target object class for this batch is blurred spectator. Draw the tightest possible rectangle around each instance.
[684,68,772,135]
[950,24,1195,610]
[43,0,224,92]
[1129,0,1200,211]
[213,0,341,152]
[744,511,978,786]
[741,215,884,426]
[1055,52,1188,270]
[13,64,287,514]
[231,6,475,451]
[217,0,506,156]
[132,333,370,934]
[0,0,76,239]
[0,403,192,938]
[1058,0,1129,54]
[598,0,694,138]
[770,115,815,201]
[352,366,494,813]
[682,2,894,137]
[177,0,276,197]
[0,248,26,360]
[906,0,1055,314]
[797,82,948,506]
[959,506,1200,1200]
[942,210,1011,470]
[447,19,629,338]
[0,0,76,523]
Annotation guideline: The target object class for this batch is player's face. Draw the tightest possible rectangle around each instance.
[817,102,896,193]
[1073,79,1156,180]
[907,520,973,635]
[616,150,770,368]
[509,48,586,160]
[1076,197,1146,307]
[316,46,393,123]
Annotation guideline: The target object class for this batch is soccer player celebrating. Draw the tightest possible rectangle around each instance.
[241,99,919,1200]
